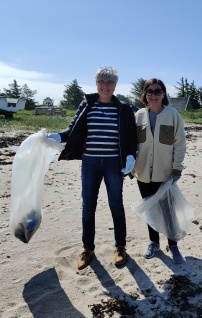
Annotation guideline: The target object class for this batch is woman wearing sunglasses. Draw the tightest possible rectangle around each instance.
[133,78,186,264]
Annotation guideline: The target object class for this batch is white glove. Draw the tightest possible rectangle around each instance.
[121,155,135,175]
[46,133,61,143]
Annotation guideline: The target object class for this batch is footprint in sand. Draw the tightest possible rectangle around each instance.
[54,244,80,270]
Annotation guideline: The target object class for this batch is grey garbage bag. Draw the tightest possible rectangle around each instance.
[131,178,194,241]
[9,128,64,243]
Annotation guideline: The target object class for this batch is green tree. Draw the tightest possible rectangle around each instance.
[184,78,190,97]
[3,79,21,98]
[116,94,133,104]
[174,78,200,109]
[198,87,202,106]
[2,81,37,110]
[21,83,37,110]
[174,77,198,98]
[62,79,84,109]
[174,77,185,97]
[43,97,54,107]
[130,78,146,101]
[189,81,199,100]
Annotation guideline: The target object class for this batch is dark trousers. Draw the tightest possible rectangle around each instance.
[137,180,177,247]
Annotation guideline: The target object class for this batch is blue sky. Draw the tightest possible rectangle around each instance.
[0,0,202,105]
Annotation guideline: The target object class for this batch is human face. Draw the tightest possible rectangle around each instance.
[96,79,116,103]
[146,83,164,110]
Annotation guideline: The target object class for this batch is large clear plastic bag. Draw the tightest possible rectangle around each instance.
[131,178,194,241]
[9,128,64,243]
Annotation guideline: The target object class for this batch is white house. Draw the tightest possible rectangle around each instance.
[0,96,26,117]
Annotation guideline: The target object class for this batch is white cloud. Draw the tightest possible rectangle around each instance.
[0,61,63,105]
[0,62,132,105]
[0,61,52,81]
[0,61,178,106]
[23,80,65,105]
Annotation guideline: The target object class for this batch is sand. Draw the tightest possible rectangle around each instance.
[0,124,202,318]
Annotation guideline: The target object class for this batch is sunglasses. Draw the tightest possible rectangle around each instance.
[146,88,163,96]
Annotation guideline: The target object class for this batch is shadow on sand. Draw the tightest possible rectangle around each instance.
[23,267,84,318]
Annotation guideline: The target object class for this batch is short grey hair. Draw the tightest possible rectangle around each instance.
[95,66,118,84]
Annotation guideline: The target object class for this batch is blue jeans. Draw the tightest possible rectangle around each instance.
[81,156,126,250]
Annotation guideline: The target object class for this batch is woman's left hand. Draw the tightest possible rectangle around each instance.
[121,155,135,175]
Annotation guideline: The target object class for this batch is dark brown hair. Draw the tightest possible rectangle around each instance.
[140,78,169,106]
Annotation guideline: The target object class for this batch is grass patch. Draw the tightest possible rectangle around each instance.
[180,109,202,124]
[0,109,201,134]
[0,110,75,133]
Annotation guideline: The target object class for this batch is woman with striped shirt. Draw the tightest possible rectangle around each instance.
[46,66,137,270]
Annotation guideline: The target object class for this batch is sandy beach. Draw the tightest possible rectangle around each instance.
[0,124,202,318]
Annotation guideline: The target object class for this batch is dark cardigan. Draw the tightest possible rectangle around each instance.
[58,93,137,168]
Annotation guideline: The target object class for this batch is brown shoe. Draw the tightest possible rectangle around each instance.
[77,249,94,270]
[114,246,127,265]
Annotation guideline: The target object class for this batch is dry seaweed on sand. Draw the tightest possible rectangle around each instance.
[161,275,202,317]
[88,295,138,317]
[184,126,202,132]
[0,135,27,148]
[150,275,202,318]
[166,275,202,300]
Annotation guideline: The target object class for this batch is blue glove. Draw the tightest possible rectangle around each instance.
[121,155,135,175]
[46,133,61,143]
[171,175,181,183]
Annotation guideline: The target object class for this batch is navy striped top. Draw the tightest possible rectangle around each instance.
[84,102,119,157]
